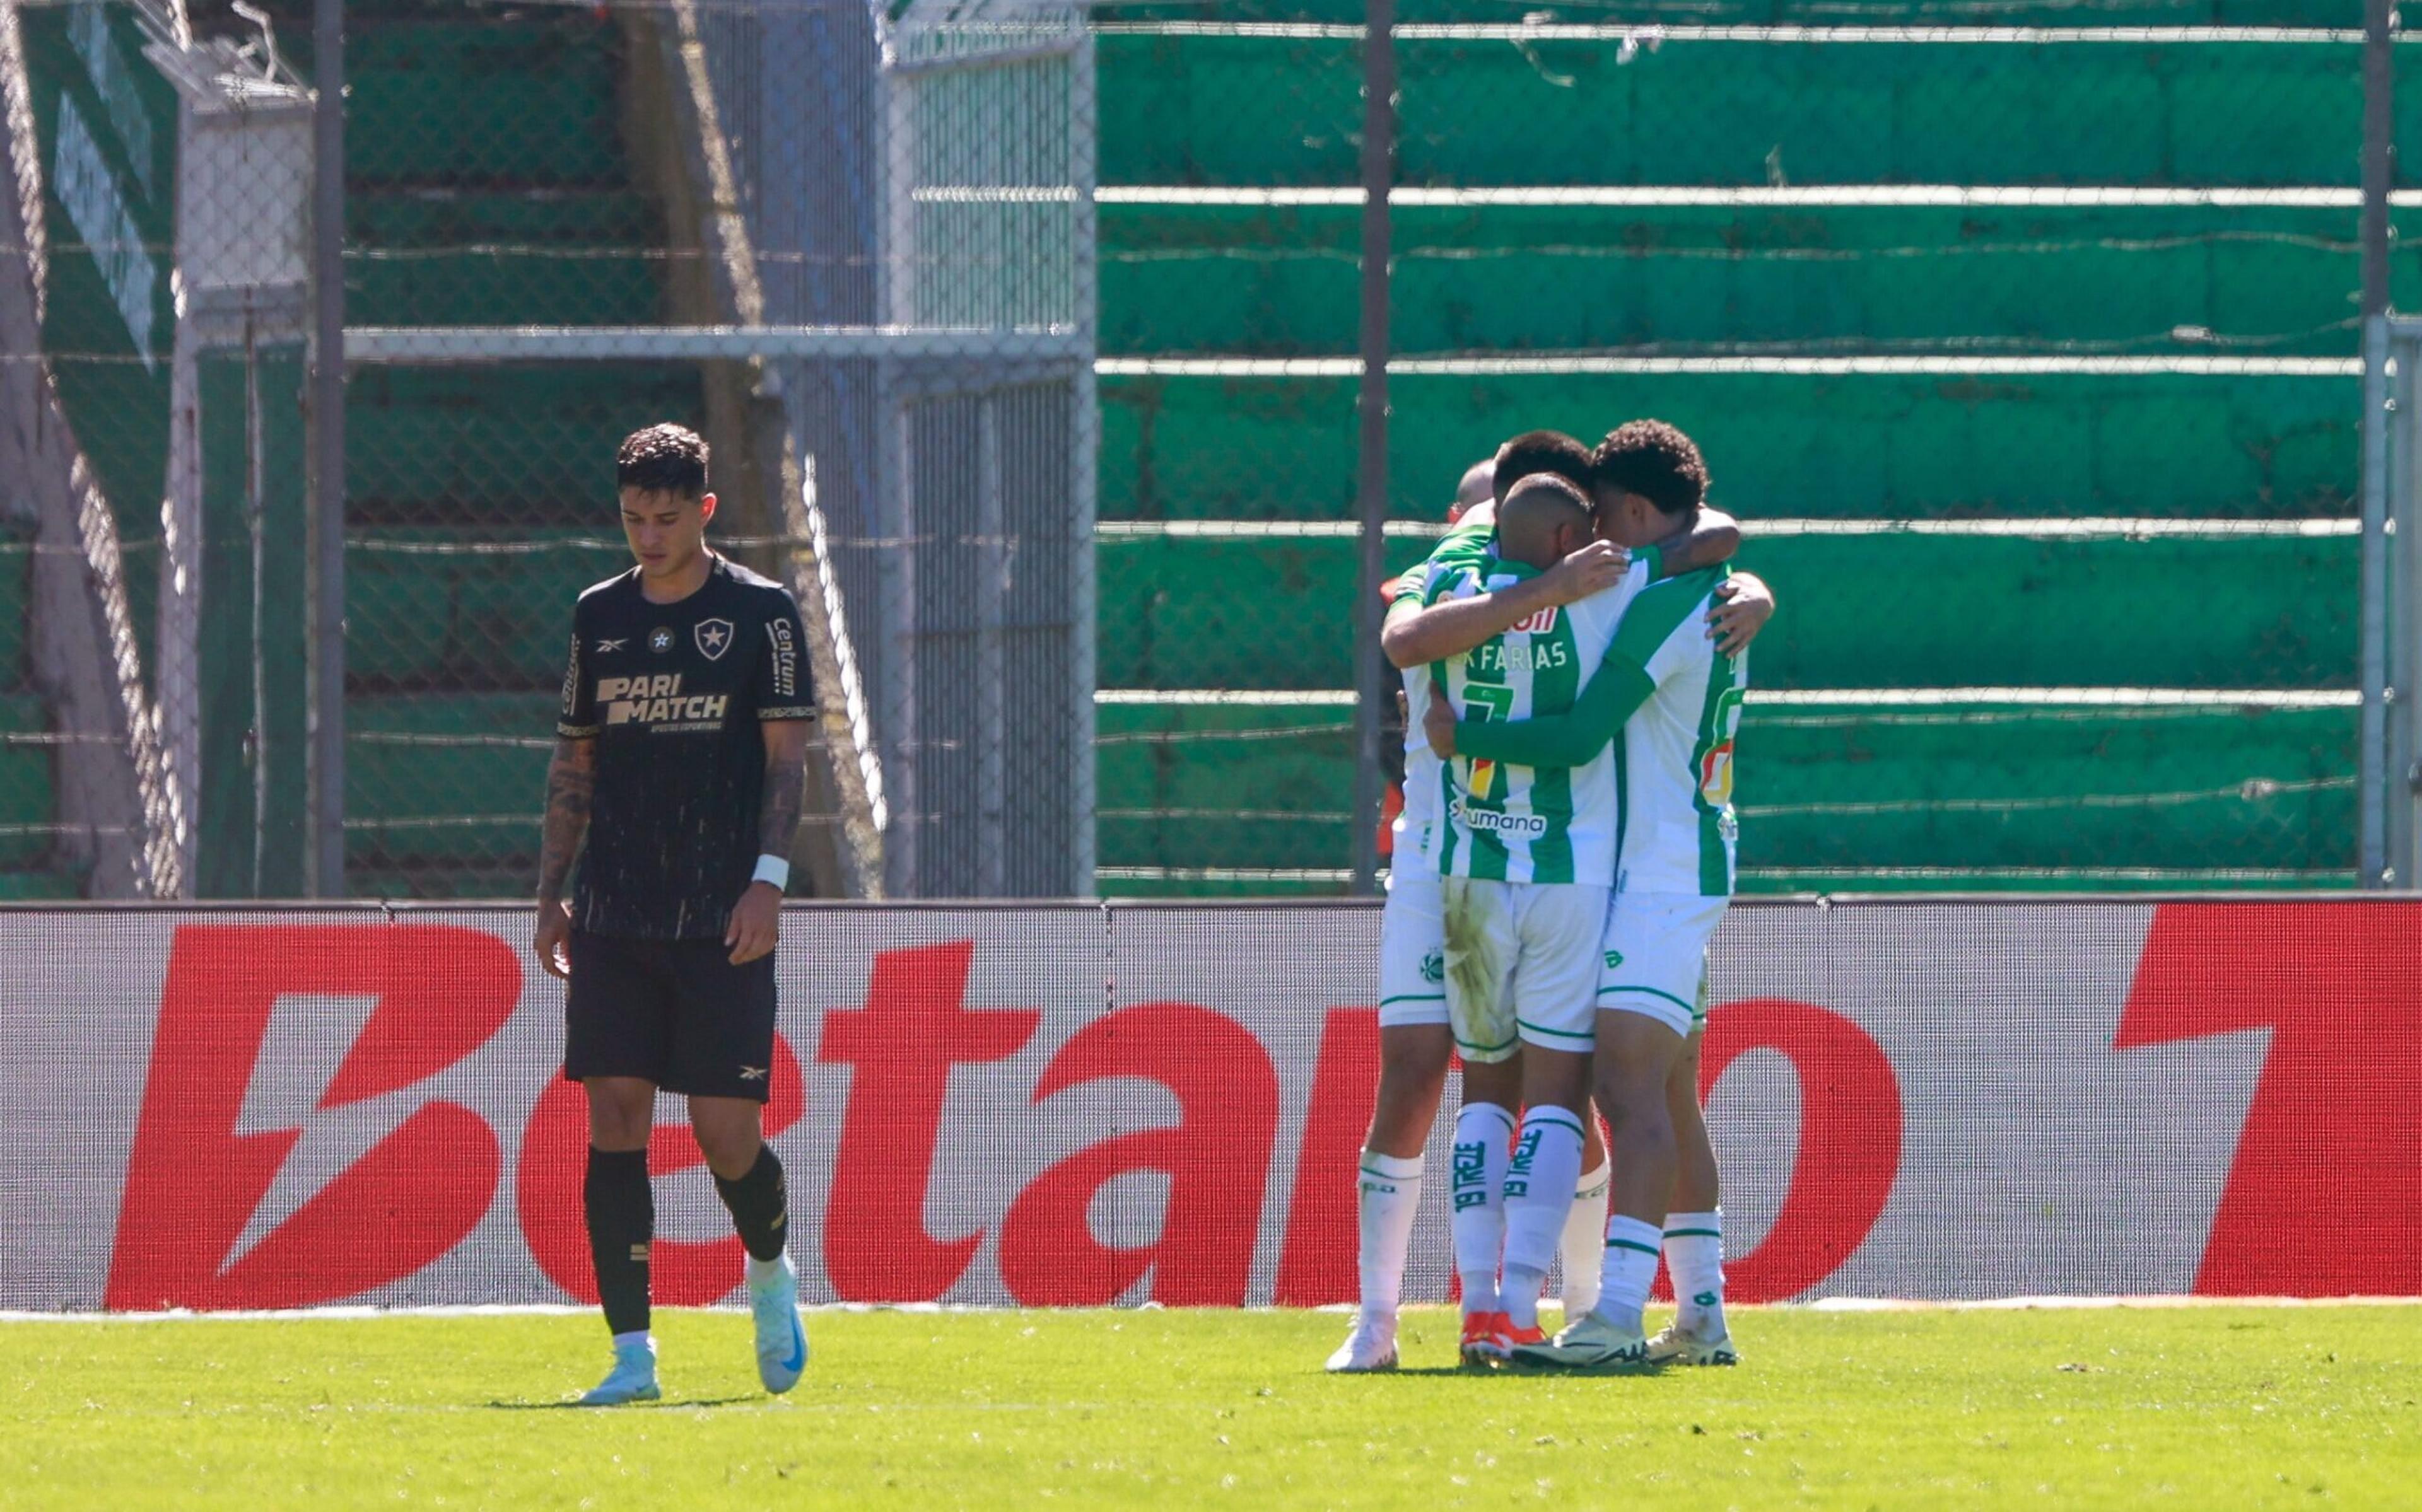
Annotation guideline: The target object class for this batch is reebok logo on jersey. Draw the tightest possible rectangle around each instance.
[594,638,627,653]
[596,673,728,729]
[1450,798,1548,839]
[738,1065,769,1081]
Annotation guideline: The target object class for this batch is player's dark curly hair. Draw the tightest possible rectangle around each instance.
[616,423,710,498]
[1593,419,1708,519]
[1492,429,1594,501]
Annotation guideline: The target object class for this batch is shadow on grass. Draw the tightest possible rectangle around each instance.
[1371,1364,1670,1380]
[484,1395,760,1411]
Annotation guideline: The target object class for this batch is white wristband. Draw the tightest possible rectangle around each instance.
[752,854,790,892]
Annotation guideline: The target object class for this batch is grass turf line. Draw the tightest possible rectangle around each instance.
[3,1305,2416,1509]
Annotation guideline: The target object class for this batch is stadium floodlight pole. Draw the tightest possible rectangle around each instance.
[1348,0,1396,896]
[307,0,347,897]
[2358,0,2394,887]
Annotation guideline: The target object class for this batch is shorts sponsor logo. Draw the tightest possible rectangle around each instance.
[1420,948,1444,985]
[1605,949,1624,969]
[695,619,734,661]
[1452,798,1547,839]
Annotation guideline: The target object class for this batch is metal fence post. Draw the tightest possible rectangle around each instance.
[2391,323,2420,887]
[307,0,346,896]
[1348,0,1395,896]
[2360,0,2394,887]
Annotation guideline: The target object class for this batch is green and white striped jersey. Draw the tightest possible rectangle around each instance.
[1608,567,1746,897]
[1389,521,1496,866]
[1427,552,1652,883]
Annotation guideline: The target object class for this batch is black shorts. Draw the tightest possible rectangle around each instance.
[564,931,779,1102]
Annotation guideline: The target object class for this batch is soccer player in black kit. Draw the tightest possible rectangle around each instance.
[534,424,816,1405]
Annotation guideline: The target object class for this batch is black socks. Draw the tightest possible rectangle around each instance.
[713,1144,790,1264]
[584,1147,653,1336]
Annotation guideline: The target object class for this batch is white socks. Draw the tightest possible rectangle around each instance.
[1354,1150,1425,1325]
[1451,1102,1515,1314]
[1664,1210,1727,1335]
[1559,1158,1611,1317]
[1497,1107,1585,1330]
[1598,1214,1663,1334]
[611,1329,655,1357]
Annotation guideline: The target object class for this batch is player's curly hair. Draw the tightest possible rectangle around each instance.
[1492,429,1594,501]
[616,423,710,498]
[1593,419,1709,518]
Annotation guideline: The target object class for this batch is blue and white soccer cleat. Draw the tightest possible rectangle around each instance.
[1507,1311,1650,1370]
[579,1339,662,1406]
[748,1253,809,1394]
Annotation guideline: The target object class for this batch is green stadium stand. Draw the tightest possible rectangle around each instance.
[339,9,701,895]
[1101,370,2358,522]
[1094,530,2356,692]
[1090,16,2378,893]
[1103,202,2422,358]
[1090,693,2358,889]
[1097,34,2415,190]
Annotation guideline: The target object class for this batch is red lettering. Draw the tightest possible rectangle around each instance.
[516,1034,806,1306]
[817,942,1039,1301]
[105,924,518,1310]
[2115,901,2422,1296]
[1697,999,1901,1304]
[1272,1009,1380,1306]
[999,1003,1279,1306]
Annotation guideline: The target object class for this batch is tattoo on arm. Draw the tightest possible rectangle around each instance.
[757,722,810,861]
[536,737,596,904]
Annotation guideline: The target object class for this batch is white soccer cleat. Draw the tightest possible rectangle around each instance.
[1507,1311,1649,1370]
[579,1340,662,1406]
[1646,1319,1739,1366]
[1324,1316,1400,1373]
[748,1253,809,1394]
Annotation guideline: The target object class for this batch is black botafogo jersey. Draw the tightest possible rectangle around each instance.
[558,555,814,939]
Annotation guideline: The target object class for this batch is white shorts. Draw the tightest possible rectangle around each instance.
[1599,892,1731,1038]
[1377,863,1448,1029]
[1439,877,1612,1062]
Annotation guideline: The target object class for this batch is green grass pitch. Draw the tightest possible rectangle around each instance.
[4,1304,2417,1509]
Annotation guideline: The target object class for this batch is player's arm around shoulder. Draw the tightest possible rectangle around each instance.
[1380,538,1630,669]
[1708,570,1775,658]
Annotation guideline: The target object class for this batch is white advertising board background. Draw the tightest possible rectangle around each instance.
[0,898,2414,1312]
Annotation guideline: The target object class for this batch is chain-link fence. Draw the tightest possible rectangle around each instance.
[6,0,1096,902]
[1089,0,2391,896]
[0,0,2406,902]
